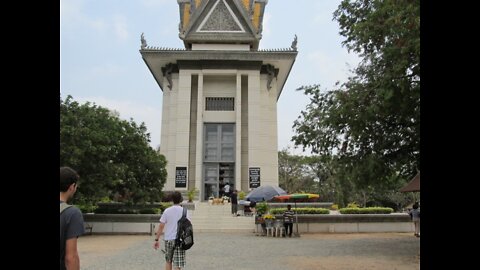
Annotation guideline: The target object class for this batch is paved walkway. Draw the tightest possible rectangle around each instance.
[78,232,420,270]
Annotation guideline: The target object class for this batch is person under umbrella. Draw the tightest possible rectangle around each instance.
[273,193,320,236]
[245,185,287,202]
[282,204,295,237]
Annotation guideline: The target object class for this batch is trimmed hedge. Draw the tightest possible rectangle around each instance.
[92,202,172,214]
[270,207,330,215]
[77,204,98,214]
[338,207,393,214]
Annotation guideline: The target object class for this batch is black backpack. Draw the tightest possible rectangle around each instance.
[175,207,194,250]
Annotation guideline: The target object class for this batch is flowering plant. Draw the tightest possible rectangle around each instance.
[263,213,275,220]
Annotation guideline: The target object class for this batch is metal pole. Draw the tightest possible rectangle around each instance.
[295,200,299,237]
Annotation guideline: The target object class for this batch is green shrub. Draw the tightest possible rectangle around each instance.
[238,191,246,200]
[160,202,173,212]
[93,208,137,214]
[93,202,165,214]
[270,207,330,215]
[331,204,338,210]
[99,196,112,203]
[256,202,269,215]
[338,207,393,214]
[187,188,198,202]
[347,202,359,208]
[139,208,161,214]
[77,204,97,213]
[117,208,138,214]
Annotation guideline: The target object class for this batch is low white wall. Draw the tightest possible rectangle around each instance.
[85,221,413,235]
[299,222,413,233]
[85,222,157,235]
[84,213,414,234]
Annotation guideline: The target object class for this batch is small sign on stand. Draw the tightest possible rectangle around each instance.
[249,167,260,189]
[175,167,187,188]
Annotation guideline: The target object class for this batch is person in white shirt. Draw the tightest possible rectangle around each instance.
[223,183,230,197]
[153,191,191,270]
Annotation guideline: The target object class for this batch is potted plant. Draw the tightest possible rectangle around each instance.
[238,191,246,200]
[187,188,198,203]
[264,213,275,224]
[256,202,269,215]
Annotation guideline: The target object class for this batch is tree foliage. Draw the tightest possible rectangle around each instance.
[277,150,336,200]
[292,0,419,204]
[278,149,315,193]
[60,95,167,204]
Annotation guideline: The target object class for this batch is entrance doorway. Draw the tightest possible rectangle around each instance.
[203,163,234,200]
[203,123,235,200]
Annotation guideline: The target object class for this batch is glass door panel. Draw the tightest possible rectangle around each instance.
[204,164,219,200]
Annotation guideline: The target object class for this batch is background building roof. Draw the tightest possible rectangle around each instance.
[399,172,420,192]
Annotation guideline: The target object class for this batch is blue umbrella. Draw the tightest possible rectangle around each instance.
[245,185,287,202]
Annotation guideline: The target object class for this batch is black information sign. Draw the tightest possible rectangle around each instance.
[249,167,260,189]
[175,167,187,188]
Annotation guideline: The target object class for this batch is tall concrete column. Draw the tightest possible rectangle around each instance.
[258,74,279,186]
[175,70,192,191]
[235,73,242,191]
[166,74,179,190]
[247,70,261,189]
[195,73,204,195]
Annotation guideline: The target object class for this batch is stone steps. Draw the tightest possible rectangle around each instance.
[190,202,255,233]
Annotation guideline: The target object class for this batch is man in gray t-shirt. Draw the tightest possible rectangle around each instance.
[60,167,85,270]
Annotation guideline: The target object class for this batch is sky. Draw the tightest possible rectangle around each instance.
[60,0,360,154]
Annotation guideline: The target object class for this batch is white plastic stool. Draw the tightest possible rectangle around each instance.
[266,226,274,237]
[265,220,274,237]
[275,226,285,237]
[273,220,285,237]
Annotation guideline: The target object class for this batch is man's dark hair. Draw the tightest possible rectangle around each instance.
[413,203,419,209]
[60,167,79,192]
[171,191,183,204]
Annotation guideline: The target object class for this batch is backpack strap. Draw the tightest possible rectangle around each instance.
[60,202,73,214]
[182,206,187,219]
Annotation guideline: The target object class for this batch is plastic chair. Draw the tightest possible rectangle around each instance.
[265,220,274,237]
[274,219,285,237]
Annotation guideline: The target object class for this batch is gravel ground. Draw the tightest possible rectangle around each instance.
[78,232,420,270]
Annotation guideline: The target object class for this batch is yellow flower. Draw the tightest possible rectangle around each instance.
[263,214,275,219]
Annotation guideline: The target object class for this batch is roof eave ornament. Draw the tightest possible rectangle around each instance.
[266,64,276,90]
[141,32,147,50]
[291,34,297,51]
[162,63,174,90]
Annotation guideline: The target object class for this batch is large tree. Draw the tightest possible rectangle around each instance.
[292,0,420,195]
[60,95,167,204]
[278,149,305,193]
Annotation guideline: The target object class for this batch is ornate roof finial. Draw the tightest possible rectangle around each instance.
[291,34,298,51]
[141,32,147,49]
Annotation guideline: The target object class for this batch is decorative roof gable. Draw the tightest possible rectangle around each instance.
[178,0,268,50]
[198,0,245,32]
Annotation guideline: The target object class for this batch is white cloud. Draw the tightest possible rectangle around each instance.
[141,0,170,8]
[313,9,334,26]
[60,0,129,42]
[87,18,108,32]
[262,12,272,36]
[307,50,360,88]
[88,64,126,79]
[75,96,163,149]
[60,0,84,25]
[113,15,129,41]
